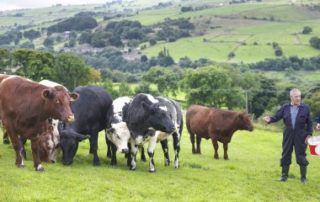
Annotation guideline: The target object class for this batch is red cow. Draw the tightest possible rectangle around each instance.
[186,105,254,160]
[0,76,78,171]
[0,74,10,144]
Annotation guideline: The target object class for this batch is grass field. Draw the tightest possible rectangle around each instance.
[1,123,320,201]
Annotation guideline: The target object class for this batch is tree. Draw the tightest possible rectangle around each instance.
[182,66,243,108]
[13,49,55,81]
[43,37,54,48]
[53,53,90,90]
[0,48,11,72]
[143,67,181,96]
[118,82,133,96]
[157,48,174,67]
[302,26,312,34]
[23,29,40,41]
[310,37,320,50]
[250,77,277,118]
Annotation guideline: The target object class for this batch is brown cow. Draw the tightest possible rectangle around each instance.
[0,74,10,144]
[186,105,254,160]
[0,76,78,171]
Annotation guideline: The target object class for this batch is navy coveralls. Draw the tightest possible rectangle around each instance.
[269,103,313,166]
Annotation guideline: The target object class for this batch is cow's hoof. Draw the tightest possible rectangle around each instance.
[3,139,10,144]
[36,164,44,172]
[149,169,156,173]
[16,164,25,168]
[164,159,170,166]
[214,156,219,160]
[224,157,229,160]
[130,167,136,171]
[93,161,101,166]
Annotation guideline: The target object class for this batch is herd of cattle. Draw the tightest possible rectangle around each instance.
[0,74,254,172]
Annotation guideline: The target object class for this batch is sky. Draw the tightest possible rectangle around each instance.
[0,0,109,11]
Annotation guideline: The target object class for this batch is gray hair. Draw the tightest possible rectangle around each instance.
[289,88,301,97]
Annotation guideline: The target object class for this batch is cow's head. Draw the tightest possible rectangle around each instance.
[106,122,130,154]
[238,112,254,131]
[142,102,175,133]
[41,86,79,123]
[59,126,89,165]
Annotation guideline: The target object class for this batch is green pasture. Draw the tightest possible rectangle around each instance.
[1,123,320,201]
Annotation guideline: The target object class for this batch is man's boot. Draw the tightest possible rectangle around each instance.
[300,166,307,184]
[279,165,289,182]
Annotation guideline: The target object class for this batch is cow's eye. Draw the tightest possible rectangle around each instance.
[116,134,120,139]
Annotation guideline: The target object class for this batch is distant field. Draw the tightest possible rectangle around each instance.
[1,123,320,201]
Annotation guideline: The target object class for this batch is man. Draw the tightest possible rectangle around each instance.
[263,88,312,183]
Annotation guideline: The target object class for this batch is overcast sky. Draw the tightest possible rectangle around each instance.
[0,0,109,11]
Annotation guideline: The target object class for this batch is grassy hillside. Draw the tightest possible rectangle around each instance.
[138,2,320,63]
[1,124,320,201]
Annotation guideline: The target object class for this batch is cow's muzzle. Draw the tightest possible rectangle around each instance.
[66,115,75,123]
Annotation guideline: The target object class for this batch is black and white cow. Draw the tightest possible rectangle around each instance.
[155,97,183,168]
[105,96,132,165]
[59,86,113,165]
[123,93,176,172]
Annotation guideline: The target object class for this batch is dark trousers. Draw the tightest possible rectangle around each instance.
[281,130,308,166]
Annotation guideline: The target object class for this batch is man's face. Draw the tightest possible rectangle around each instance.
[290,91,301,106]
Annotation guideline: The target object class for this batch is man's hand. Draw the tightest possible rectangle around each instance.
[305,135,311,144]
[263,116,271,124]
[316,123,320,130]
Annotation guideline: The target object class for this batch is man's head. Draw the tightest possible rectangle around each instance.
[290,88,301,106]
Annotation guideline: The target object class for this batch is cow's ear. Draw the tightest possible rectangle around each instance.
[42,89,55,100]
[69,93,79,102]
[142,101,151,112]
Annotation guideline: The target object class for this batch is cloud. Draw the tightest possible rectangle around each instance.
[0,0,108,11]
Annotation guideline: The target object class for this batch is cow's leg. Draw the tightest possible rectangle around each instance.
[30,137,44,171]
[20,136,27,160]
[129,140,138,170]
[90,132,100,166]
[140,146,147,162]
[110,141,117,166]
[196,136,202,154]
[8,131,25,168]
[160,139,170,166]
[89,138,94,154]
[105,133,111,159]
[3,131,10,144]
[147,134,158,173]
[223,142,229,160]
[212,138,219,159]
[190,132,196,154]
[173,132,181,168]
[127,143,132,167]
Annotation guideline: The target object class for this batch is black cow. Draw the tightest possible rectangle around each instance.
[123,93,175,172]
[59,86,113,165]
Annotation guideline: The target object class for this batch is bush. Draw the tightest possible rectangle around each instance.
[302,26,312,34]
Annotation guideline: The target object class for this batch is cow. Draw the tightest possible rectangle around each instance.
[155,97,183,168]
[0,74,10,144]
[186,105,254,160]
[58,86,113,166]
[37,119,60,162]
[105,96,132,165]
[122,93,175,172]
[0,76,78,171]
